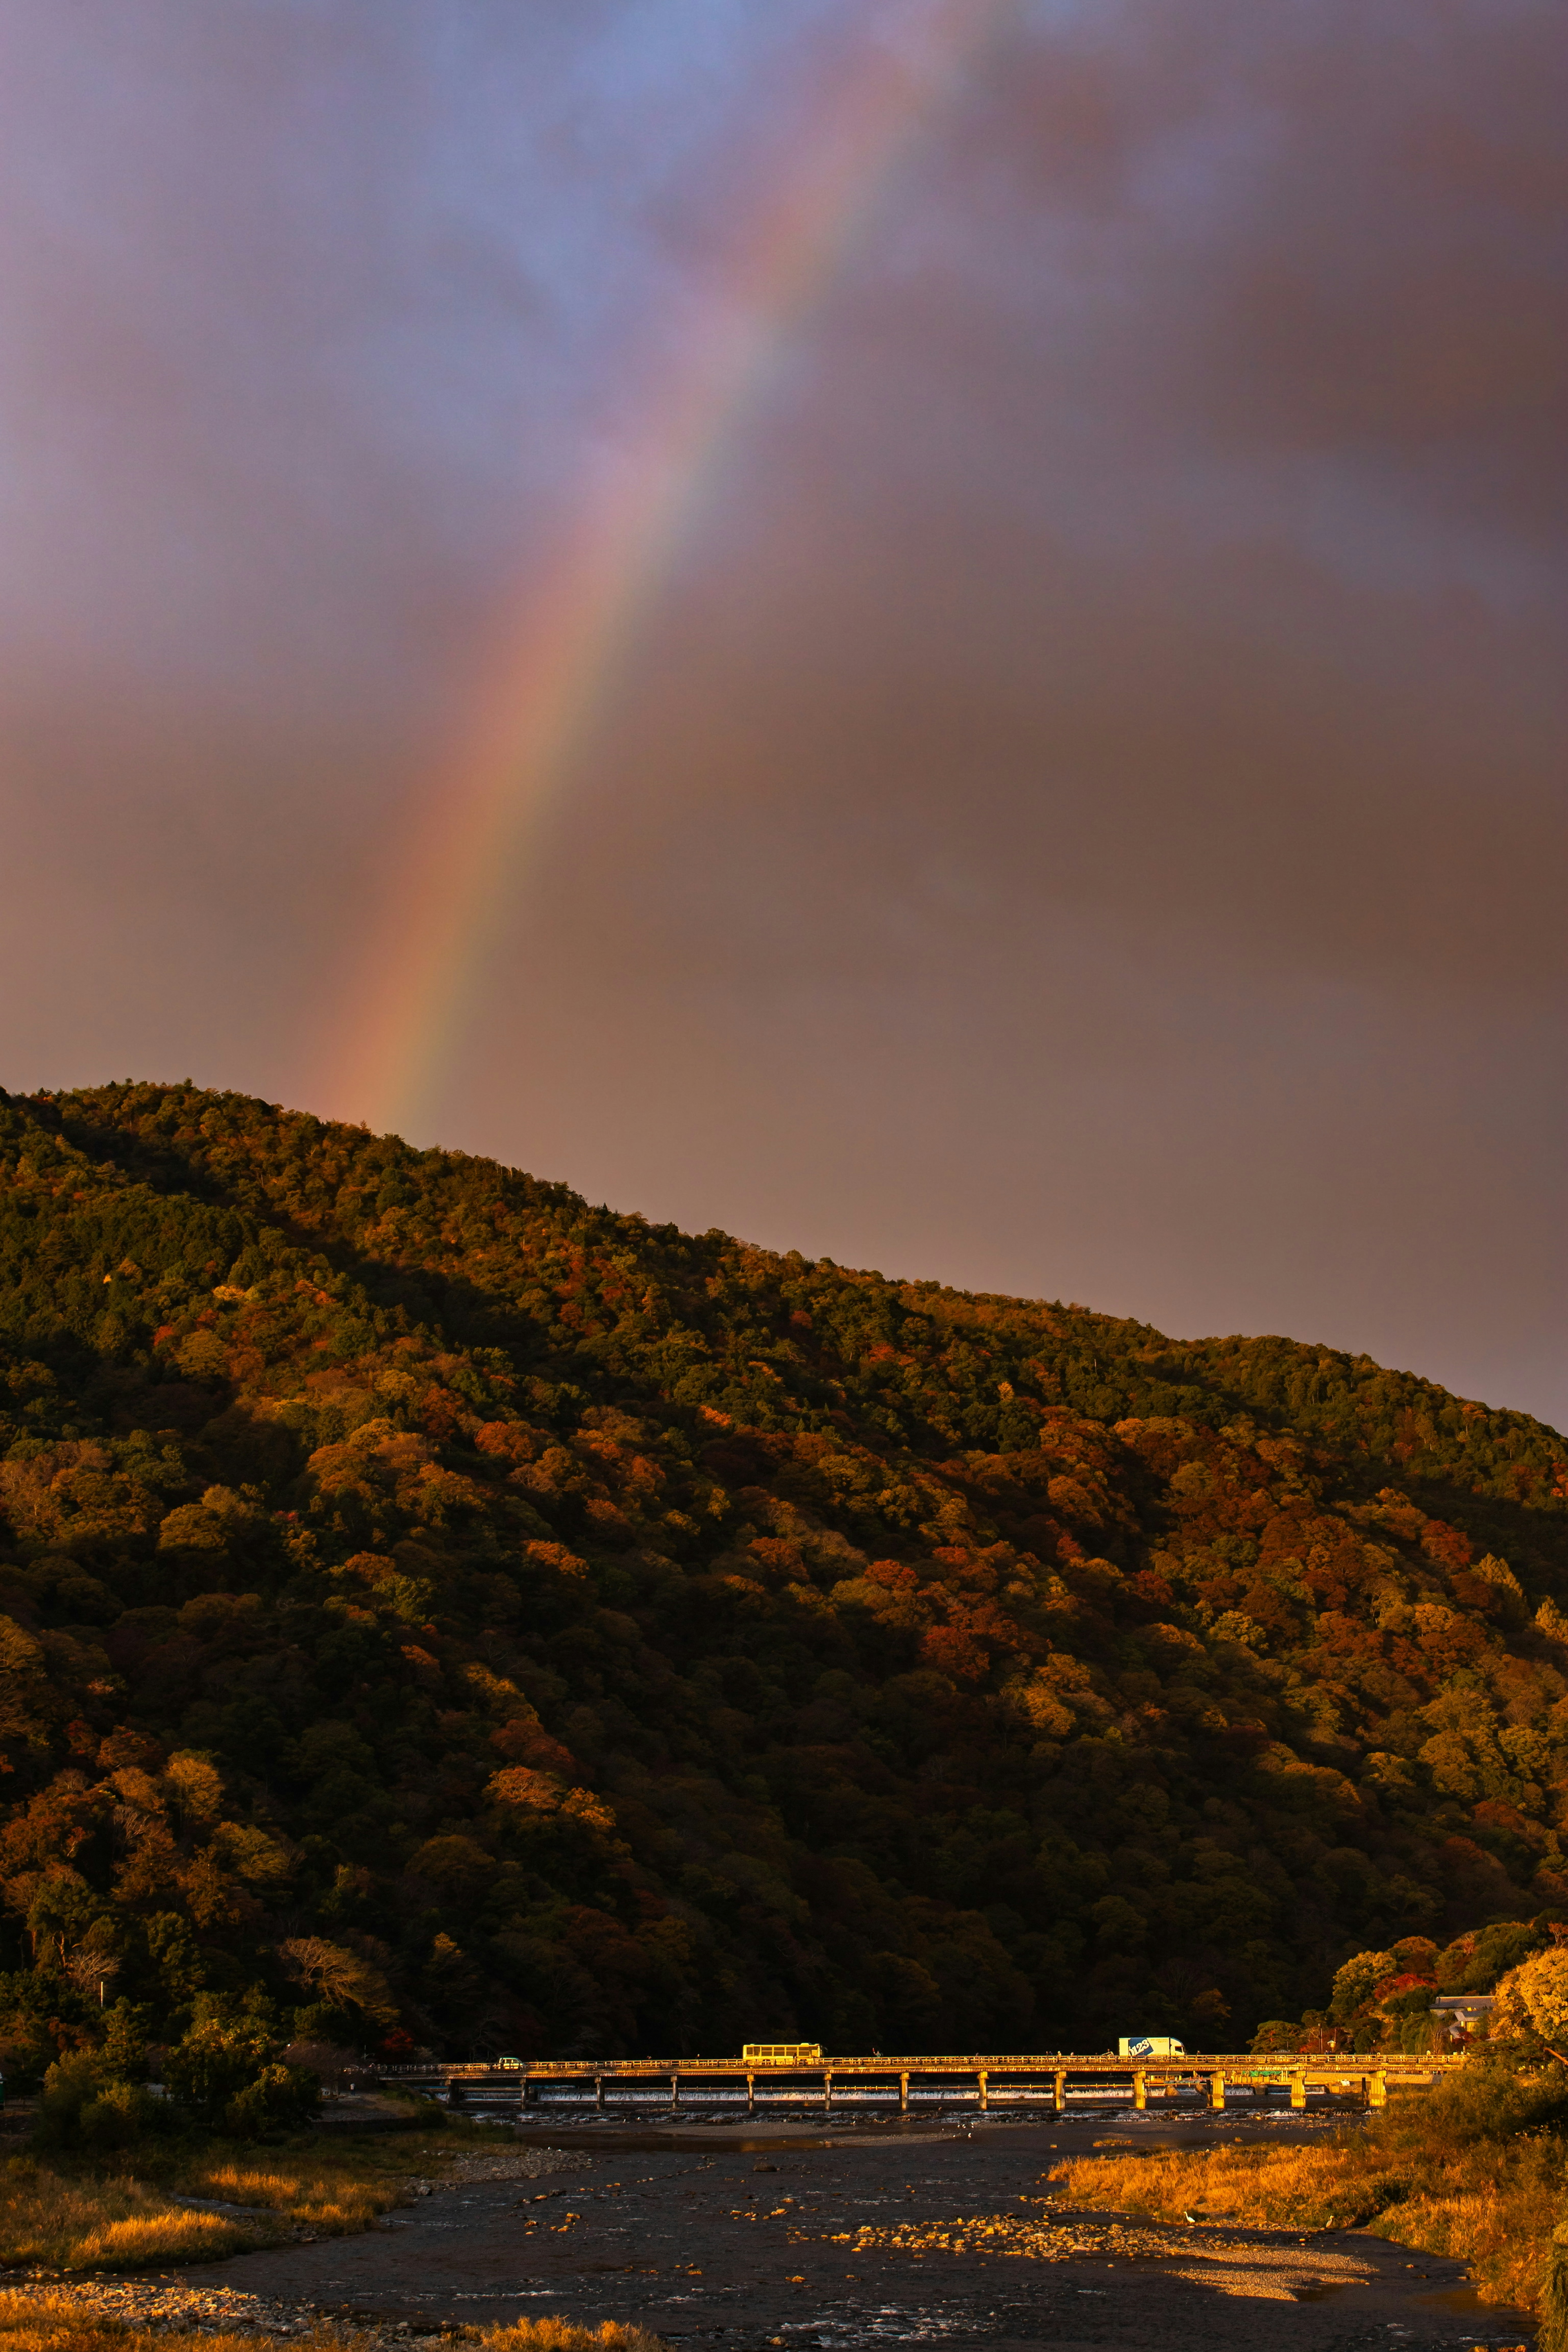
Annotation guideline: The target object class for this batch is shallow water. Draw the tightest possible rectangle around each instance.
[179,2117,1537,2348]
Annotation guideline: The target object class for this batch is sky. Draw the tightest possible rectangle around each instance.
[0,0,1564,1427]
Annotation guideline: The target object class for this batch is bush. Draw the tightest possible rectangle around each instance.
[1379,2054,1568,2159]
[162,2008,318,2136]
[1541,2233,1568,2352]
[223,2062,317,2138]
[31,2055,167,2153]
[281,2040,359,2091]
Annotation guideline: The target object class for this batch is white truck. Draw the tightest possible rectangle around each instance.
[1118,2036,1185,2058]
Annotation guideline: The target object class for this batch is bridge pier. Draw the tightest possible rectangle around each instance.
[595,2076,604,2110]
[1053,2071,1065,2115]
[746,2073,755,2114]
[1209,2071,1225,2112]
[900,2071,909,2113]
[1133,2070,1146,2111]
[978,2069,988,2111]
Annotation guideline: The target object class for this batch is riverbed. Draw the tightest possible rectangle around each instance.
[170,2111,1532,2350]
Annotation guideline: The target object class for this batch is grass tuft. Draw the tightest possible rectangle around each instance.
[190,2165,389,2236]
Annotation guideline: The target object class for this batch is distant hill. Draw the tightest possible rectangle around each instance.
[0,1079,1564,2069]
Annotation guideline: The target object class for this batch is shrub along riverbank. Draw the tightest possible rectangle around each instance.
[1053,2058,1568,2328]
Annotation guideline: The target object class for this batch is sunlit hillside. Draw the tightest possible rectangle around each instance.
[0,1080,1564,2069]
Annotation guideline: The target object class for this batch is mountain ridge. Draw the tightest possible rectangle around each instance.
[0,1079,1564,2070]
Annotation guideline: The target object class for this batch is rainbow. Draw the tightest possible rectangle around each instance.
[325,1,1001,1140]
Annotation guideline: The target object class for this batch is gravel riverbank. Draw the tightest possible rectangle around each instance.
[158,2114,1537,2348]
[1,2148,596,2350]
[3,2118,1538,2349]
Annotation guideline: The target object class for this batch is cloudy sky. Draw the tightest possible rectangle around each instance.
[1,0,1563,1425]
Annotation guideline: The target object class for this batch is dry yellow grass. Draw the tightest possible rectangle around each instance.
[0,2168,254,2272]
[0,2118,502,2274]
[1055,2139,1397,2232]
[0,2295,664,2352]
[480,2326,666,2352]
[1052,2070,1568,2319]
[0,2292,258,2352]
[190,2163,390,2238]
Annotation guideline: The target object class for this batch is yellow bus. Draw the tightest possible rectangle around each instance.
[742,2042,823,2065]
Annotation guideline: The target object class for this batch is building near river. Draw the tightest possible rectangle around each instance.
[1430,1995,1494,2040]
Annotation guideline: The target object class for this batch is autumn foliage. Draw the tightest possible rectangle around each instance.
[0,1080,1564,2080]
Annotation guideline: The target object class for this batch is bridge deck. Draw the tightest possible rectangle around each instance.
[381,2051,1460,2114]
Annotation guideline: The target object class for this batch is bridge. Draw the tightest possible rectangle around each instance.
[380,2050,1463,2116]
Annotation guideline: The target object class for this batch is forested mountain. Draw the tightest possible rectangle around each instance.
[0,1080,1565,2075]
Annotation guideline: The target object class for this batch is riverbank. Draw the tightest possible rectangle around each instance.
[1054,2054,1568,2320]
[0,2289,658,2352]
[147,2111,1532,2348]
[0,2093,1544,2347]
[0,2113,530,2272]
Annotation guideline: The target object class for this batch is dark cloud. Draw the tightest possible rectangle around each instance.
[0,0,1562,1421]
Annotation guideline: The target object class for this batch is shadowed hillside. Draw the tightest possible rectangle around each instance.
[0,1080,1565,2072]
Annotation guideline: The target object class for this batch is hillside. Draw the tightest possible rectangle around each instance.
[0,1079,1565,2074]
